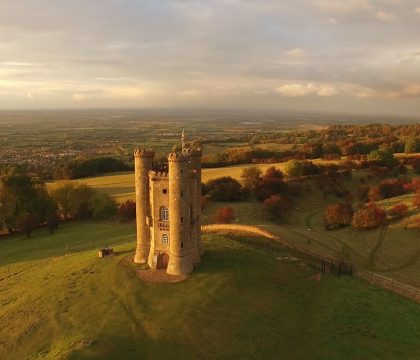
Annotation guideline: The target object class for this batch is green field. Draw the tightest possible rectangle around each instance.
[1,222,419,360]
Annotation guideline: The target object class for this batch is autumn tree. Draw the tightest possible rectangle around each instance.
[388,203,408,220]
[262,194,292,223]
[368,186,382,202]
[118,200,136,222]
[351,204,387,229]
[215,207,235,223]
[324,203,353,230]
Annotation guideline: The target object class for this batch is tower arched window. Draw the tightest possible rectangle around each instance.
[162,234,169,245]
[160,206,169,221]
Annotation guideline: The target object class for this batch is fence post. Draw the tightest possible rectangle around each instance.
[66,243,69,254]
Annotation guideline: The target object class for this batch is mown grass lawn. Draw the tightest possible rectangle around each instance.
[1,222,419,360]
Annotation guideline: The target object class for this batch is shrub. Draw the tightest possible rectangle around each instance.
[215,207,235,223]
[264,166,284,180]
[118,200,136,222]
[262,194,292,223]
[351,204,387,229]
[324,203,353,230]
[254,177,288,202]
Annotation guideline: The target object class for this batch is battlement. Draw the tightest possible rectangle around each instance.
[167,152,187,163]
[149,170,169,181]
[182,147,202,157]
[134,148,155,158]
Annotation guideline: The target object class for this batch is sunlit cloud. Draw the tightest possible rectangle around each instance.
[276,83,337,97]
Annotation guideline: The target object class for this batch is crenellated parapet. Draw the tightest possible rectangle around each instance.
[149,171,169,181]
[134,148,155,158]
[168,152,187,163]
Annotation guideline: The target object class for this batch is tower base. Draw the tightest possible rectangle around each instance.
[167,254,193,275]
[134,244,150,264]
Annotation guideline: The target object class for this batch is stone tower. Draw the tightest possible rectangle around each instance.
[133,137,202,275]
[134,149,154,263]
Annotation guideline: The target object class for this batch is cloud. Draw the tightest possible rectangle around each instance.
[416,7,420,14]
[276,83,337,97]
[316,0,374,14]
[0,0,420,115]
[327,17,338,25]
[285,48,309,60]
[375,10,395,22]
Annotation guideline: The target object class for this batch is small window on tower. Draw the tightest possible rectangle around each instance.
[180,216,184,223]
[162,189,168,194]
[162,234,169,245]
[181,190,184,197]
[181,242,184,248]
[160,206,169,221]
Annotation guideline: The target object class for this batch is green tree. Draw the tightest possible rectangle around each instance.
[51,182,75,220]
[241,166,262,190]
[285,160,304,178]
[89,193,117,220]
[0,174,36,232]
[404,138,420,153]
[206,177,244,201]
[368,149,397,168]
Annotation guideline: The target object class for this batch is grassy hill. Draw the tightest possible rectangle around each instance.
[1,222,419,360]
[202,189,420,288]
[45,167,420,287]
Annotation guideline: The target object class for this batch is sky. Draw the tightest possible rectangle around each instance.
[1,0,420,116]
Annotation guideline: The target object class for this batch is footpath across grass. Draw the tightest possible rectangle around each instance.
[1,222,420,360]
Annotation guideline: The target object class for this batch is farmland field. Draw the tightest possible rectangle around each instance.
[46,158,341,202]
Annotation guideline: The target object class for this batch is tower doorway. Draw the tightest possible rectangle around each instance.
[157,252,169,269]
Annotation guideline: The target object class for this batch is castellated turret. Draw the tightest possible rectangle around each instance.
[134,142,202,275]
[134,149,154,263]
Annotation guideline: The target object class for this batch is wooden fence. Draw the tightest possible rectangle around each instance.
[201,224,420,303]
[201,224,354,276]
[355,268,420,303]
